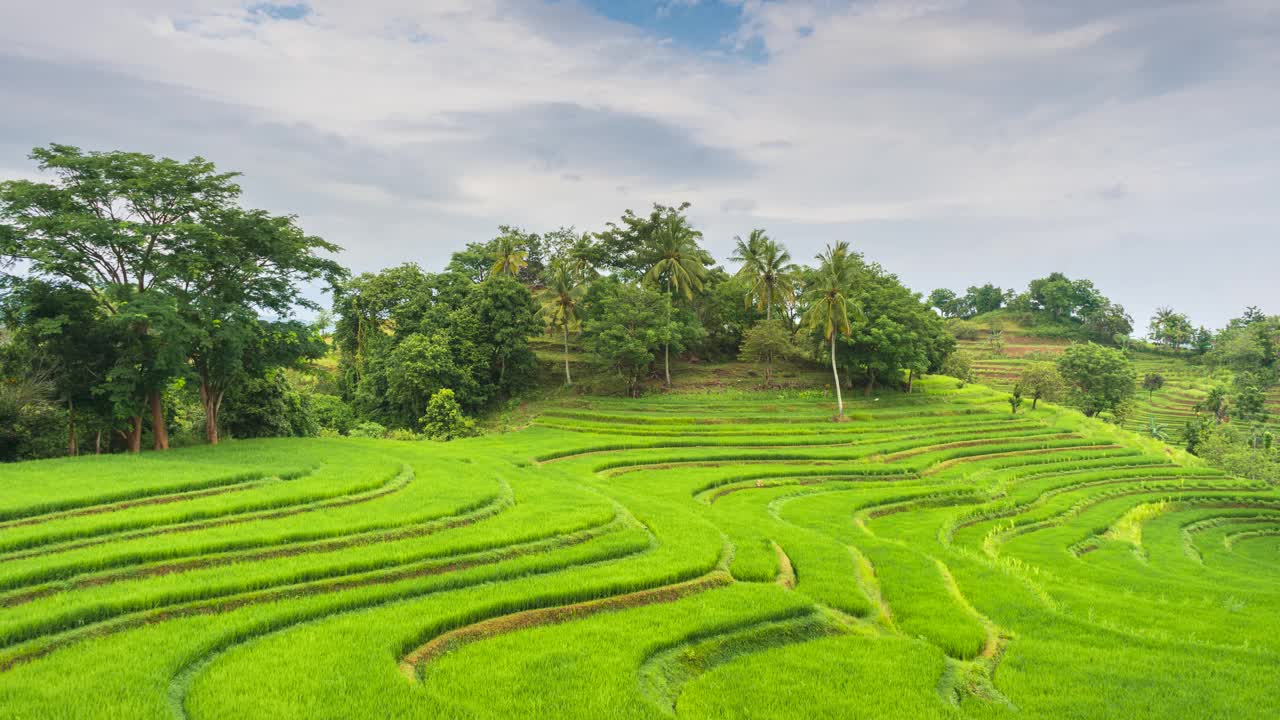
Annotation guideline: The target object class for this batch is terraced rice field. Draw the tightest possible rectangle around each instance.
[1,377,1278,718]
[959,335,1236,442]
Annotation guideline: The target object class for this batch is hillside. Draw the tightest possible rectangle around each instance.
[954,324,1280,445]
[0,378,1277,718]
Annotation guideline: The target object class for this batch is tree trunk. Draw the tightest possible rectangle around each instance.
[664,342,671,387]
[199,377,223,445]
[95,430,102,455]
[149,391,169,451]
[830,337,844,418]
[766,300,771,321]
[1032,396,1039,411]
[563,324,573,386]
[67,398,78,457]
[865,369,876,397]
[907,370,915,393]
[126,416,142,453]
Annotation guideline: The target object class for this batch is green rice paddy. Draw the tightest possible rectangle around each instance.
[1,376,1277,718]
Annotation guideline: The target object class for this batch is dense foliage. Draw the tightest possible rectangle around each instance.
[0,145,341,457]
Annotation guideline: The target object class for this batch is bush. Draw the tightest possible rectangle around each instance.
[385,428,422,441]
[940,351,977,387]
[220,372,318,439]
[0,375,63,462]
[311,393,356,435]
[420,389,477,441]
[348,420,388,439]
[947,319,982,341]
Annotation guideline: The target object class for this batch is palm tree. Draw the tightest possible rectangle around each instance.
[489,235,528,279]
[643,214,708,386]
[1147,414,1169,442]
[801,242,861,419]
[566,235,600,282]
[538,260,585,385]
[731,229,795,321]
[1196,386,1230,424]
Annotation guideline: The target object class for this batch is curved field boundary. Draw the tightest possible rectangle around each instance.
[399,572,733,681]
[0,465,416,563]
[0,519,642,672]
[0,486,516,606]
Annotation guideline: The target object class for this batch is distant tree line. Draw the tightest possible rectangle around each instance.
[929,272,1133,344]
[0,148,957,459]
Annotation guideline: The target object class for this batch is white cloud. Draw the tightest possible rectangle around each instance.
[0,0,1277,331]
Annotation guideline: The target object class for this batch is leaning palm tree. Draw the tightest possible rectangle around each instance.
[801,242,861,419]
[643,214,708,386]
[489,235,528,279]
[538,260,586,385]
[731,229,795,321]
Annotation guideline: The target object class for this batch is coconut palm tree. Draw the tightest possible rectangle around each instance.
[731,229,795,321]
[801,242,861,419]
[538,260,586,385]
[566,235,600,282]
[489,235,528,279]
[643,214,708,386]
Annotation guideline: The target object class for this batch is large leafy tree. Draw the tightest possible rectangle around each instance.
[464,275,540,394]
[0,280,118,454]
[642,214,709,386]
[801,242,861,418]
[581,280,680,397]
[176,207,343,444]
[731,229,795,321]
[838,262,953,395]
[0,145,240,450]
[538,260,586,385]
[595,202,692,279]
[1056,342,1136,417]
[739,319,797,385]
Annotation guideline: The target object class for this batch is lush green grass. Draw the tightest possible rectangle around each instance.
[0,376,1277,718]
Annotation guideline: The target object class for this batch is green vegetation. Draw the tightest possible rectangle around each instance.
[0,381,1276,718]
[3,143,1280,716]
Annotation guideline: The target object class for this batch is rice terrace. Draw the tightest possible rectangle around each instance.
[1,377,1278,718]
[4,2,1280,718]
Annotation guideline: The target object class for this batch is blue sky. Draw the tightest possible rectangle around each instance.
[1,0,1277,332]
[581,0,761,56]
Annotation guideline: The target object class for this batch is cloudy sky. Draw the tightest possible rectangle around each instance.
[2,1,1276,331]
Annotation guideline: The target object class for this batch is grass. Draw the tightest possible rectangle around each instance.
[0,374,1277,718]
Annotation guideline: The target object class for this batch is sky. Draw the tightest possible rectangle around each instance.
[1,0,1277,333]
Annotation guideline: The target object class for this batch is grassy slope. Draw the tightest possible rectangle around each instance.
[0,376,1278,718]
[955,320,1280,444]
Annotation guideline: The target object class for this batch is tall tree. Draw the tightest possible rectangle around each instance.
[731,229,795,321]
[581,281,680,397]
[642,214,708,386]
[802,242,861,418]
[0,144,240,451]
[1056,342,1136,418]
[538,260,586,385]
[177,207,343,444]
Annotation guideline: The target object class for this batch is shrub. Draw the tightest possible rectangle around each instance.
[311,393,356,435]
[348,420,388,439]
[420,389,477,441]
[385,428,422,441]
[940,352,977,388]
[947,319,982,341]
